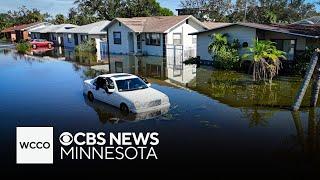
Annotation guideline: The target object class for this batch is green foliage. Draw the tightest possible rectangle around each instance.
[0,6,50,31]
[208,33,240,70]
[290,48,314,75]
[180,0,319,24]
[16,42,31,54]
[69,0,174,24]
[75,39,96,52]
[242,39,286,82]
[53,14,66,24]
[0,36,8,42]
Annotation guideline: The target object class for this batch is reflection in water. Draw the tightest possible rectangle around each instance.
[1,47,320,171]
[241,108,275,127]
[188,69,309,108]
[29,47,197,86]
[84,95,170,124]
[291,109,320,154]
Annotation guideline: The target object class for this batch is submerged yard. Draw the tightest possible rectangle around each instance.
[0,47,319,172]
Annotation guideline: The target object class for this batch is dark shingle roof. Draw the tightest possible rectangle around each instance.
[190,22,320,38]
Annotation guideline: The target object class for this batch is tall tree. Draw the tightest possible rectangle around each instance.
[180,0,319,24]
[7,6,50,24]
[53,14,66,24]
[71,0,173,23]
[0,13,12,31]
[180,0,233,22]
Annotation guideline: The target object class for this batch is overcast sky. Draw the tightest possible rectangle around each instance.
[0,0,180,16]
[0,0,318,17]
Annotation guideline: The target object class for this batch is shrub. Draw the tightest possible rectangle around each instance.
[0,36,8,42]
[75,39,96,52]
[184,57,200,67]
[208,33,240,70]
[16,42,31,54]
[290,48,314,76]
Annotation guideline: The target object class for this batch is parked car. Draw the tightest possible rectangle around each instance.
[30,39,54,49]
[83,73,170,113]
[84,96,169,123]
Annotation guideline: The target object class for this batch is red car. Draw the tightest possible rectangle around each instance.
[30,39,54,49]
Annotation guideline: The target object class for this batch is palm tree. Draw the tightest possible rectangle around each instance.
[292,50,319,111]
[242,39,286,83]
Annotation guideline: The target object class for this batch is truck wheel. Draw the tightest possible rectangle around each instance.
[32,44,37,49]
[120,103,129,115]
[88,91,94,102]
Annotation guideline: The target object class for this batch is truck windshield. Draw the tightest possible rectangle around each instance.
[116,78,148,92]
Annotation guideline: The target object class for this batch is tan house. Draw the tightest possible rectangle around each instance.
[1,22,50,42]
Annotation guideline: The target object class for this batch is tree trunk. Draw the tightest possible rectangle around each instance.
[308,108,317,152]
[292,52,319,111]
[291,111,304,148]
[310,64,320,107]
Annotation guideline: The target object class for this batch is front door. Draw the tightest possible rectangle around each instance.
[137,34,142,53]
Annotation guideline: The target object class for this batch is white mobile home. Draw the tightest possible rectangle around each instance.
[63,21,110,54]
[103,15,207,57]
[30,24,78,46]
[191,23,320,61]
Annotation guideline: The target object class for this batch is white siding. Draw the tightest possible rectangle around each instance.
[107,18,205,57]
[108,23,131,54]
[196,25,256,61]
[167,19,204,46]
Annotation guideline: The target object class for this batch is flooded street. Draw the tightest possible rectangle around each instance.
[0,47,319,174]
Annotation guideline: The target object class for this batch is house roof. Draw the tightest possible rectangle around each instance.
[105,15,207,33]
[189,22,320,38]
[272,24,320,37]
[29,24,78,33]
[201,21,232,29]
[1,22,50,33]
[65,20,110,34]
[294,16,320,25]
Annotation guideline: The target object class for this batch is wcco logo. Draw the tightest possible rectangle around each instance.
[16,127,53,164]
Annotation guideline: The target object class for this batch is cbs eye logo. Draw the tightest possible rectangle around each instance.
[59,132,73,146]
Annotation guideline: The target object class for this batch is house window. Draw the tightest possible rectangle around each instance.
[80,35,88,42]
[113,32,121,44]
[192,35,197,44]
[272,39,296,60]
[173,33,182,45]
[119,22,121,26]
[67,34,72,43]
[145,33,161,46]
[186,19,189,24]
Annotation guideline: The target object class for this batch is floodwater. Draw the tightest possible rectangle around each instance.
[0,47,319,175]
